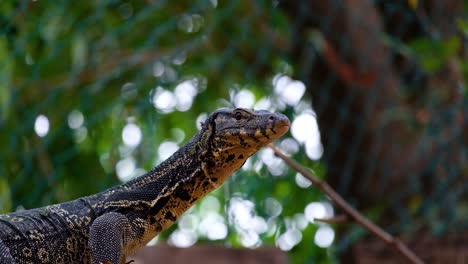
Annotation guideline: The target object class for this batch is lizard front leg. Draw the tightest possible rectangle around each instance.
[0,239,16,264]
[89,212,132,264]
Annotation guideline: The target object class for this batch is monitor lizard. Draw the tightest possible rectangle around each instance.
[0,108,290,264]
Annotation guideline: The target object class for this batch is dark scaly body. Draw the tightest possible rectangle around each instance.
[0,108,290,264]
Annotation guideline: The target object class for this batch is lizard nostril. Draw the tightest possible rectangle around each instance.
[269,115,275,121]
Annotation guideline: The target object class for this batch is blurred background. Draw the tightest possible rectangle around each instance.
[0,1,466,263]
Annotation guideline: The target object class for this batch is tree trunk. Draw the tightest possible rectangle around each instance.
[279,0,466,261]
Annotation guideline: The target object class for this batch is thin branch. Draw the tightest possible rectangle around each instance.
[314,215,348,224]
[268,144,424,264]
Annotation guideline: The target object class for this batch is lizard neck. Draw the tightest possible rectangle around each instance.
[89,129,221,249]
[94,130,207,211]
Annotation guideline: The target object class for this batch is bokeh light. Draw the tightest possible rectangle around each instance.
[293,213,309,230]
[34,115,50,137]
[169,229,197,248]
[228,197,270,248]
[74,127,88,143]
[273,74,306,106]
[233,89,255,109]
[264,197,283,218]
[291,111,323,160]
[151,87,177,113]
[254,97,273,111]
[157,141,179,161]
[198,212,227,240]
[196,113,208,130]
[314,225,335,248]
[122,123,142,147]
[67,110,84,129]
[179,214,199,233]
[276,228,303,251]
[304,202,332,223]
[116,157,136,182]
[174,79,199,111]
[291,112,319,144]
[259,148,287,176]
[295,173,312,188]
[152,61,165,77]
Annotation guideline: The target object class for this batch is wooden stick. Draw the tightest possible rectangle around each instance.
[268,144,424,264]
[314,215,348,224]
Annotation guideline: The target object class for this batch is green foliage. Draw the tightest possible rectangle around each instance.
[0,177,11,213]
[409,37,461,73]
[457,18,468,37]
[0,36,13,121]
[0,1,333,263]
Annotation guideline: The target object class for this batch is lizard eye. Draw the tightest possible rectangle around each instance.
[234,112,242,120]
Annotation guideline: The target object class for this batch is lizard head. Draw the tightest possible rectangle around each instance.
[199,108,290,187]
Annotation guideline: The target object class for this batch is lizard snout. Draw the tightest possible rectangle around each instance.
[269,113,290,137]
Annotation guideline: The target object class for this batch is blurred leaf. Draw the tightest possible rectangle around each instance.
[409,37,461,73]
[0,36,12,121]
[0,177,11,213]
[456,18,468,37]
[72,33,88,70]
[407,0,418,10]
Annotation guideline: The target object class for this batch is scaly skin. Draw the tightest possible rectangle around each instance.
[0,108,290,264]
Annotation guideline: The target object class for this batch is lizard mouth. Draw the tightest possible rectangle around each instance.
[271,114,290,138]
